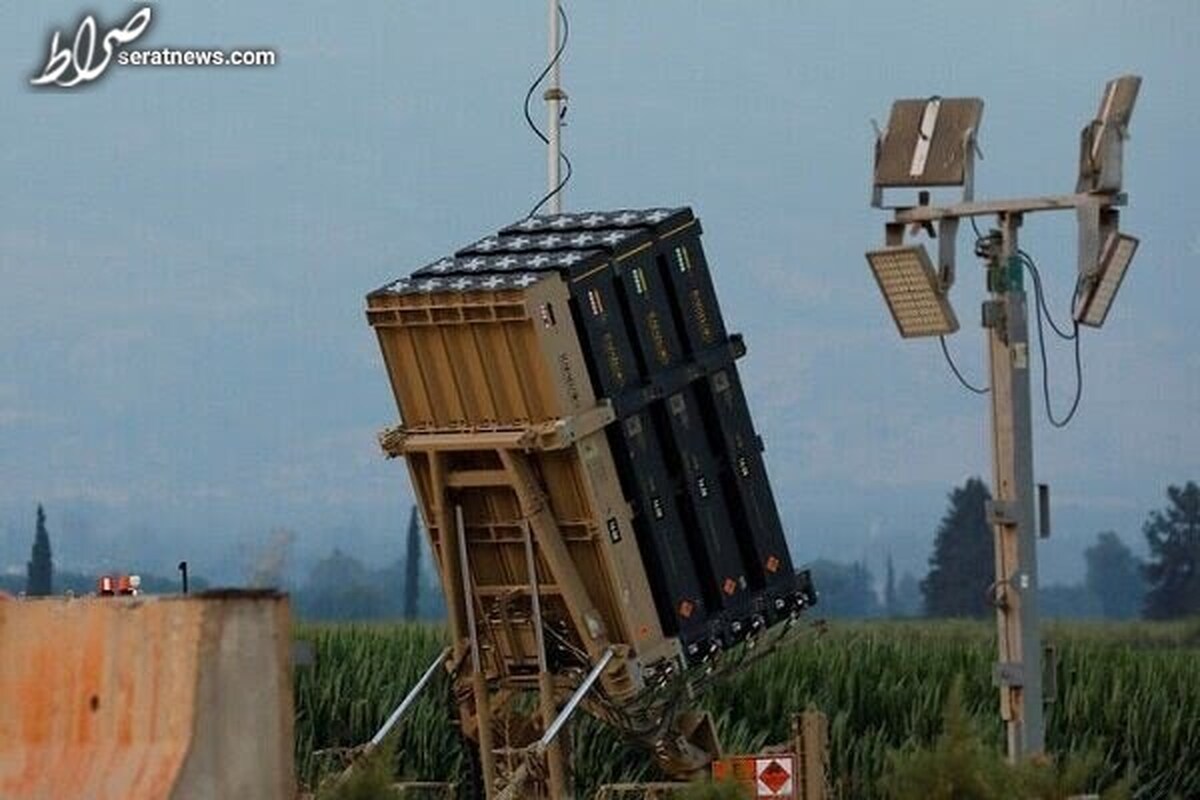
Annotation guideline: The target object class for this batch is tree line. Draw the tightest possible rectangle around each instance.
[4,503,432,619]
[9,480,1197,621]
[0,505,210,597]
[841,478,1197,620]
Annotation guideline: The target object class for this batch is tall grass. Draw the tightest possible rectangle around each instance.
[295,620,1200,799]
[294,624,468,789]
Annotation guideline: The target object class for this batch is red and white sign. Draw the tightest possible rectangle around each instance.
[712,753,796,799]
[756,757,794,797]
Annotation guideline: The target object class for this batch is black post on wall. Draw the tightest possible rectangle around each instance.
[178,560,189,595]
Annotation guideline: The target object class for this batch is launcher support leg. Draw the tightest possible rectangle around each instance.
[456,505,499,799]
[524,524,570,799]
[498,449,612,661]
[430,453,467,661]
[653,711,721,780]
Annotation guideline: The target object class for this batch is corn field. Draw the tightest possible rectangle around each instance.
[295,620,1200,798]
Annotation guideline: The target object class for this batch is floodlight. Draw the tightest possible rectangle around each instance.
[1075,233,1138,328]
[865,245,959,338]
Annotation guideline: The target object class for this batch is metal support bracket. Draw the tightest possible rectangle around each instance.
[1038,483,1051,538]
[538,647,615,752]
[1075,204,1121,284]
[993,661,1026,688]
[330,647,453,790]
[1043,643,1059,705]
[986,499,1017,526]
[981,299,1005,331]
[936,217,959,290]
[378,401,616,458]
[962,127,978,202]
[369,647,452,749]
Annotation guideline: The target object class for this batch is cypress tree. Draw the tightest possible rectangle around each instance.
[26,504,53,596]
[403,505,422,620]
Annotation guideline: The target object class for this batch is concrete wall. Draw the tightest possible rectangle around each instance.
[0,593,295,800]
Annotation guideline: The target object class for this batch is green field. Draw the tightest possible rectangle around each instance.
[295,620,1200,799]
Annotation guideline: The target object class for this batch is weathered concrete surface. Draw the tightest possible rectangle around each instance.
[0,593,295,800]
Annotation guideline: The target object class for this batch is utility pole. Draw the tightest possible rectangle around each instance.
[545,0,565,214]
[984,212,1044,756]
[865,75,1141,762]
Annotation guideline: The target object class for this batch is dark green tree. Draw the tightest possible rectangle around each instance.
[296,548,388,621]
[1084,531,1143,619]
[26,504,53,596]
[921,478,993,618]
[403,505,422,620]
[1142,482,1200,620]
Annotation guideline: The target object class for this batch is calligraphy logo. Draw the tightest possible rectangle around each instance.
[31,7,152,88]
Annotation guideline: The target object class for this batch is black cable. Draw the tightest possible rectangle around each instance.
[940,335,990,394]
[523,5,571,218]
[969,215,984,242]
[1021,252,1084,427]
[966,225,1084,424]
[1030,282,1084,428]
[929,216,991,394]
[1019,250,1077,341]
[527,152,573,219]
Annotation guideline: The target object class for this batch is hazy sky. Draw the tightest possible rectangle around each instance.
[2,1,1197,585]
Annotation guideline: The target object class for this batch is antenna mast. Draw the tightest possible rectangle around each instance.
[545,0,565,214]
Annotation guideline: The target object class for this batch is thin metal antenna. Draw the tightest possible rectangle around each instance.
[545,0,565,214]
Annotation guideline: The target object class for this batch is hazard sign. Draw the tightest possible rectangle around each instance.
[712,753,796,799]
[756,757,793,796]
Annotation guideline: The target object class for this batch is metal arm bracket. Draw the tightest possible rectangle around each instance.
[986,499,1017,526]
[993,661,1026,688]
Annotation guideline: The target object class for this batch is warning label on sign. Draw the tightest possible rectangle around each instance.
[712,753,796,799]
[756,757,794,796]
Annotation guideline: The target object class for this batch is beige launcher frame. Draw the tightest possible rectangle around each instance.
[368,273,719,797]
